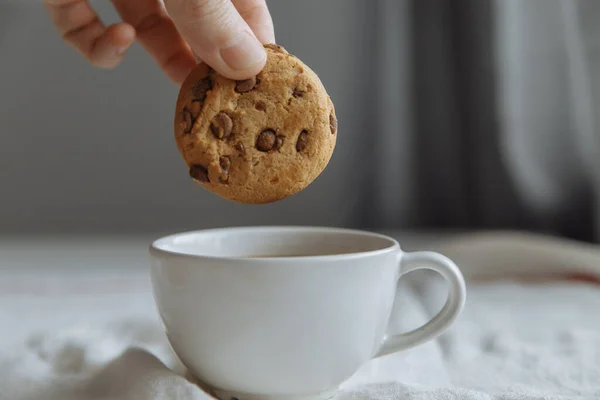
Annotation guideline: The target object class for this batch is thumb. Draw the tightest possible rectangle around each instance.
[165,0,267,80]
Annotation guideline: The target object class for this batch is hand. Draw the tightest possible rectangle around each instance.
[44,0,275,84]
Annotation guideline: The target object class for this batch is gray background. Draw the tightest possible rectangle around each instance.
[0,0,373,234]
[2,0,599,241]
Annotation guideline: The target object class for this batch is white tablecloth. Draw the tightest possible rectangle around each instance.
[1,232,600,400]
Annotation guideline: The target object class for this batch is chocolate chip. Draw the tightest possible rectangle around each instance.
[210,112,233,139]
[189,165,209,183]
[255,101,266,111]
[192,76,213,102]
[296,130,308,152]
[219,156,231,171]
[256,129,276,152]
[182,108,193,134]
[219,156,231,183]
[234,142,246,155]
[235,77,257,93]
[292,89,304,98]
[329,112,337,135]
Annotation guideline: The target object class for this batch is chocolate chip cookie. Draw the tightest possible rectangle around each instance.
[174,44,338,204]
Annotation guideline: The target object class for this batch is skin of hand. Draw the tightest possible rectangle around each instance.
[43,0,275,84]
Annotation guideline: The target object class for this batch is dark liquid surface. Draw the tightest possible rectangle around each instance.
[235,251,349,258]
[237,254,315,258]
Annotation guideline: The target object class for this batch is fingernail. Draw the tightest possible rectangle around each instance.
[220,31,266,72]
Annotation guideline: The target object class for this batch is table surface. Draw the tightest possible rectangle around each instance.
[3,231,600,399]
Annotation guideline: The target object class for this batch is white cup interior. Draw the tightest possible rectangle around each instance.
[151,226,397,258]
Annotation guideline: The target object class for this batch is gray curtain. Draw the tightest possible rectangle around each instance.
[0,0,598,241]
[365,0,599,241]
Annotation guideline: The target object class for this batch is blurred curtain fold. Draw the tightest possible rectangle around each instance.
[366,0,599,241]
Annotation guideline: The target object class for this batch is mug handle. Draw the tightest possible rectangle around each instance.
[374,251,467,358]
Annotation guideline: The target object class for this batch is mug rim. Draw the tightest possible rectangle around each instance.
[149,226,401,262]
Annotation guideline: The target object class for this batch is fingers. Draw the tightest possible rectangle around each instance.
[164,0,267,80]
[110,0,196,84]
[46,0,275,83]
[231,0,275,44]
[44,0,135,69]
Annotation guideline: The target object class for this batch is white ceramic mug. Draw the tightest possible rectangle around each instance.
[150,227,466,400]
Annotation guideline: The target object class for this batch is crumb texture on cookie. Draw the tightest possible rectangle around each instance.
[174,44,337,204]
